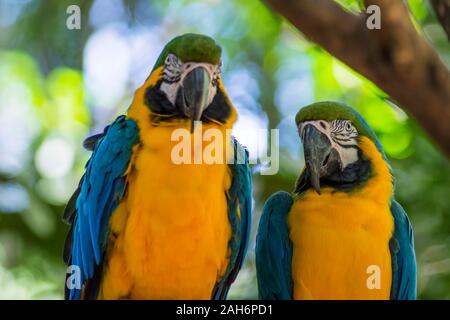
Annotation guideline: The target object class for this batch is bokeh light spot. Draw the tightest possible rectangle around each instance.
[35,136,75,179]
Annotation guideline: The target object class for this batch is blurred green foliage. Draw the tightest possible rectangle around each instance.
[0,0,449,299]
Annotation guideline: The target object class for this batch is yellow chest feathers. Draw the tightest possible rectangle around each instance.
[99,122,233,299]
[288,137,394,299]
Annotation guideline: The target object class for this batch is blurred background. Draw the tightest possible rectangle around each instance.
[0,0,449,299]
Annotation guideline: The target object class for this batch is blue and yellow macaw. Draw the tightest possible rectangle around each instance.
[63,34,252,300]
[256,101,416,300]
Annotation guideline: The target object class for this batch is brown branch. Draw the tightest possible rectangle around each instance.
[431,0,450,41]
[264,0,450,158]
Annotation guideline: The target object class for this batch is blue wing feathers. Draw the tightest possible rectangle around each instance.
[256,191,293,300]
[389,199,417,300]
[68,116,138,299]
[212,138,252,299]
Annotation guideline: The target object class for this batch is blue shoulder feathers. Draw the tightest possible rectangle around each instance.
[389,199,417,300]
[63,115,139,300]
[212,137,252,299]
[255,191,293,300]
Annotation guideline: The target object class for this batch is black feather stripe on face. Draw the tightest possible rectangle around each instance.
[202,88,231,124]
[294,149,372,194]
[144,80,181,117]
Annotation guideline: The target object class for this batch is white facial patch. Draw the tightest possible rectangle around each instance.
[159,53,220,106]
[300,120,359,169]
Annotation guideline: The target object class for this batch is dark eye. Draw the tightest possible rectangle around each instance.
[319,121,327,129]
[165,54,174,65]
[212,75,218,87]
[346,122,352,131]
[165,54,182,68]
[163,54,182,82]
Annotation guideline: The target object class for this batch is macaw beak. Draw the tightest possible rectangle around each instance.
[182,67,211,133]
[301,124,332,195]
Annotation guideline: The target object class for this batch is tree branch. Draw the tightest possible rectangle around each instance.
[264,0,450,158]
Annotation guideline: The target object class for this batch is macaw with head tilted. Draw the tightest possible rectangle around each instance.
[256,101,416,300]
[63,33,252,300]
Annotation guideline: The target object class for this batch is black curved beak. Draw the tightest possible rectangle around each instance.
[182,67,211,133]
[301,124,332,194]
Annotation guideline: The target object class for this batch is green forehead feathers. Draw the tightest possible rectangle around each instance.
[153,33,222,71]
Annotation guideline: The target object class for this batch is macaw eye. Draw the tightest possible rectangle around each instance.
[345,122,352,131]
[163,54,183,82]
[319,120,327,129]
[212,61,222,86]
[164,54,182,67]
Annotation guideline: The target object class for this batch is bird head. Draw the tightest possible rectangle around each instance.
[295,101,388,194]
[136,33,234,132]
